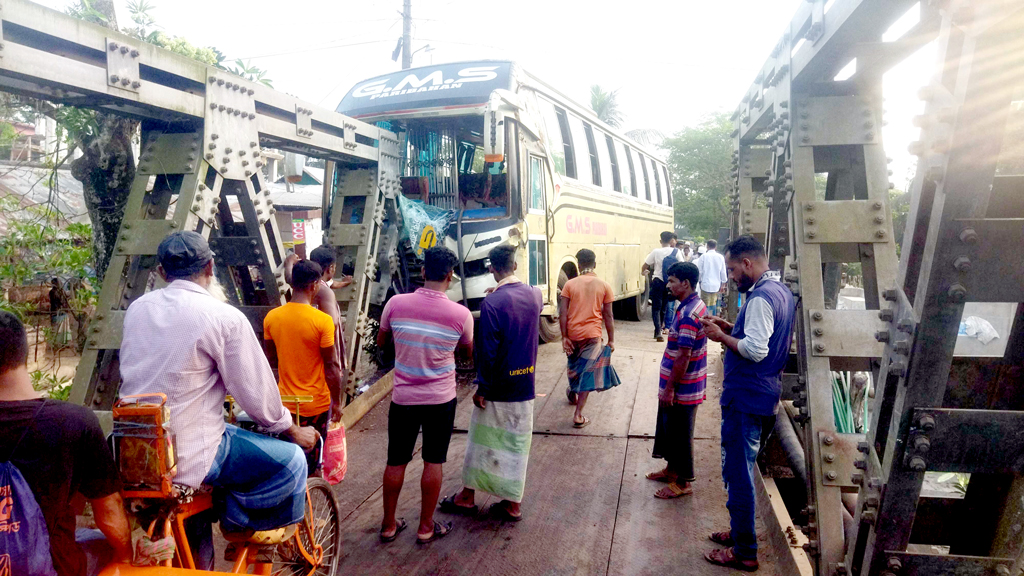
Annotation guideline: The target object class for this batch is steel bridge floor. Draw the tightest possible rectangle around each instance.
[329,319,783,575]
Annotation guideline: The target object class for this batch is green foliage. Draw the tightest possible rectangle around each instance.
[590,85,622,128]
[662,112,733,239]
[225,60,275,88]
[31,370,73,401]
[889,188,911,257]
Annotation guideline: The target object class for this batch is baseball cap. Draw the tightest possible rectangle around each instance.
[157,231,214,278]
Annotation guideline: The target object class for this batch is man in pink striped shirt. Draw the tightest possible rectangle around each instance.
[376,246,473,544]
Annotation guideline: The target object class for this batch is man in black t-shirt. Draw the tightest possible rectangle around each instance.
[0,311,132,576]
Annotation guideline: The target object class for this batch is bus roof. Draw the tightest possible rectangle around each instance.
[337,60,666,162]
[337,60,515,119]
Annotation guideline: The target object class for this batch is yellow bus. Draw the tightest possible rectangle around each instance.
[337,60,673,340]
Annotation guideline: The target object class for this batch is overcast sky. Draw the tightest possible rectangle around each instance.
[38,0,933,185]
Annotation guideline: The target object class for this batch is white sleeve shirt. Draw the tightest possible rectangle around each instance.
[697,250,728,293]
[736,296,775,362]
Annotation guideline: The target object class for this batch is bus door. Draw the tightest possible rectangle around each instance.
[523,137,554,309]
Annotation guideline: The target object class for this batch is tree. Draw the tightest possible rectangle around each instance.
[662,112,733,239]
[590,85,623,128]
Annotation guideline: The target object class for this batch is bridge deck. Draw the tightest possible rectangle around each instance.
[331,319,783,575]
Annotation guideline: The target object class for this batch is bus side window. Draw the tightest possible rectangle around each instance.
[529,155,546,213]
[528,238,547,287]
[553,107,577,179]
[623,143,638,197]
[582,122,601,187]
[662,165,672,207]
[652,158,662,204]
[637,151,651,201]
[605,135,622,193]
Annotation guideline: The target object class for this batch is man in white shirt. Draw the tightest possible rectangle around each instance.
[695,239,728,316]
[642,231,681,342]
[120,231,318,569]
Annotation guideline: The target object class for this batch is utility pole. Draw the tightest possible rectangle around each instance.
[401,0,412,69]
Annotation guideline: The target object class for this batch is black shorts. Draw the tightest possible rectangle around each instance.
[387,398,457,466]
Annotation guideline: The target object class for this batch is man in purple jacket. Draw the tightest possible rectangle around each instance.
[440,244,543,522]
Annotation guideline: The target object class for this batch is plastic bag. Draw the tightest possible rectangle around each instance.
[0,462,57,575]
[396,194,455,258]
[961,316,1000,345]
[323,423,347,485]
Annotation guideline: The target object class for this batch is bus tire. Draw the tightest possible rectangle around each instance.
[618,278,649,322]
[539,315,560,343]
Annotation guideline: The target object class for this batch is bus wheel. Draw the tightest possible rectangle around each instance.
[619,278,649,322]
[539,315,560,343]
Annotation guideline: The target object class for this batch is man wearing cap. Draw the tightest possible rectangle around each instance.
[120,231,319,569]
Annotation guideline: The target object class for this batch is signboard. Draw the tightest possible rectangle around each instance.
[337,61,514,119]
[292,219,305,244]
[418,225,437,252]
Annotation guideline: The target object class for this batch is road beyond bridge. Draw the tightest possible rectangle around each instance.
[315,320,784,576]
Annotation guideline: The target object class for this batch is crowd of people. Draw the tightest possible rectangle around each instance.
[0,228,793,574]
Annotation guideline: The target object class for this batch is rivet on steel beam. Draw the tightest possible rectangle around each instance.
[875,230,886,238]
[824,453,835,463]
[908,456,926,471]
[814,343,825,352]
[807,231,816,239]
[889,362,906,377]
[822,435,834,446]
[917,414,936,431]
[865,133,874,140]
[913,435,930,454]
[874,216,884,224]
[212,134,219,140]
[825,470,837,481]
[806,218,815,225]
[959,228,978,244]
[875,330,890,343]
[854,459,867,470]
[947,284,967,302]
[813,328,823,336]
[217,79,225,86]
[205,153,214,160]
[851,472,864,485]
[110,75,120,83]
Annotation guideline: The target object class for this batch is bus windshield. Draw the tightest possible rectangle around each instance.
[396,115,512,220]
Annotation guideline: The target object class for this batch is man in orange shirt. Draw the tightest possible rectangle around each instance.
[559,249,620,428]
[264,260,345,474]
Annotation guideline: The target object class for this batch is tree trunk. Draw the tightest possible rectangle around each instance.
[70,115,137,281]
[66,0,138,282]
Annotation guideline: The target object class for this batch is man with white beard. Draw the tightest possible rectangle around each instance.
[119,231,318,569]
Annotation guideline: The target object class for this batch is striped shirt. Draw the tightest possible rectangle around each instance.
[380,288,473,405]
[659,292,708,404]
[120,280,293,488]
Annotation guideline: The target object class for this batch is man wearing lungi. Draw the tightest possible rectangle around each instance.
[559,249,620,429]
[646,262,707,499]
[440,244,543,522]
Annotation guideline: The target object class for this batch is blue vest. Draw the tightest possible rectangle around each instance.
[721,275,795,415]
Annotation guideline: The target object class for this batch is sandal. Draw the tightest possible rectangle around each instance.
[645,469,677,483]
[572,416,591,429]
[709,531,735,546]
[566,387,578,405]
[654,482,693,499]
[379,518,407,543]
[490,501,523,523]
[704,547,758,572]
[416,520,453,544]
[438,494,478,515]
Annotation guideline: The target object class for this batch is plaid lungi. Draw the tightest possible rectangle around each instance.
[566,338,621,393]
[462,399,534,503]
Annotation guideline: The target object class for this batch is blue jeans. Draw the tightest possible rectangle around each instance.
[720,404,775,560]
[664,300,677,329]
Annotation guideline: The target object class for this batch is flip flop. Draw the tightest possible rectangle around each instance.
[573,416,591,429]
[416,520,453,544]
[566,387,578,405]
[654,482,693,499]
[704,547,759,572]
[438,494,478,515]
[645,470,677,483]
[709,531,735,547]
[490,501,523,523]
[379,518,407,543]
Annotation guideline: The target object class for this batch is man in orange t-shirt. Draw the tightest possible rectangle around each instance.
[264,260,344,474]
[559,249,620,428]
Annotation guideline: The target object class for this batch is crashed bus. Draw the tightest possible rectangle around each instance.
[337,60,673,341]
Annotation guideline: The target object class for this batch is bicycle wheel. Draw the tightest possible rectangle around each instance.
[272,477,342,576]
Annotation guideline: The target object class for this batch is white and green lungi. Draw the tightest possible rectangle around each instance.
[462,399,534,503]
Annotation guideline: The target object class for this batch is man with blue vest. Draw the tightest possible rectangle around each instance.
[699,235,795,572]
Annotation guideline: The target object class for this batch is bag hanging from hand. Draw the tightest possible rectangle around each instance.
[322,423,348,485]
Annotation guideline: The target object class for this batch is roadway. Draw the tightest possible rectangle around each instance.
[330,317,783,575]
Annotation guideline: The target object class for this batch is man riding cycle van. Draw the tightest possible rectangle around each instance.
[119,231,319,569]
